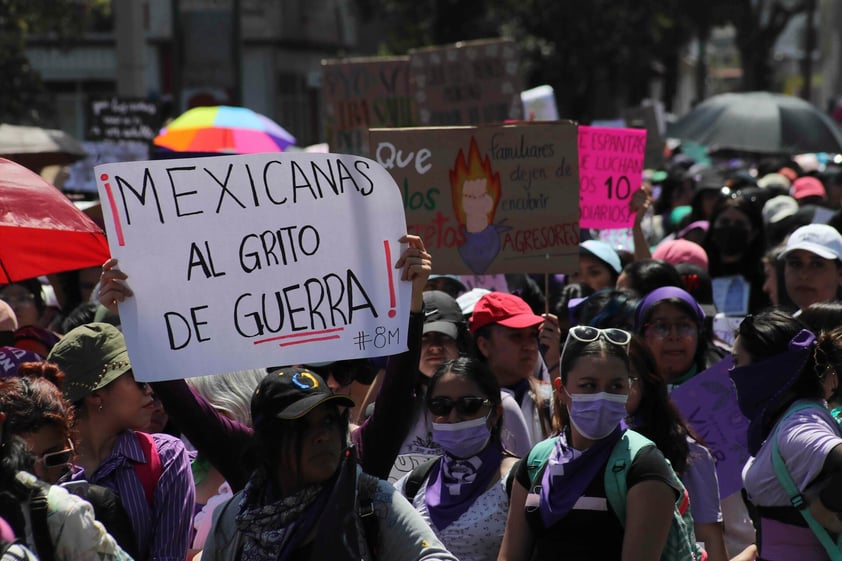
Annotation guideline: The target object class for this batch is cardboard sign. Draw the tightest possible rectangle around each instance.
[95,153,410,382]
[458,274,508,292]
[578,126,646,230]
[370,122,580,275]
[322,57,415,157]
[670,356,750,498]
[409,39,523,126]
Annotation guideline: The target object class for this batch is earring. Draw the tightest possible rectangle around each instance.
[97,403,104,412]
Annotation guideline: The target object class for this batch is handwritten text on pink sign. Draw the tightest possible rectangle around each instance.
[578,126,647,229]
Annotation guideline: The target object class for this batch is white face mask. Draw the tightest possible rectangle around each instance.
[565,391,628,440]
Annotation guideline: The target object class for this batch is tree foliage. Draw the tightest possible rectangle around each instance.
[353,0,808,121]
[0,0,111,125]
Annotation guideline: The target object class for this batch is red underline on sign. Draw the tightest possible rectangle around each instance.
[253,327,345,345]
[279,335,342,347]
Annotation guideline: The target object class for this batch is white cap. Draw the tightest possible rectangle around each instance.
[456,288,491,316]
[762,195,799,224]
[580,240,622,274]
[780,224,842,261]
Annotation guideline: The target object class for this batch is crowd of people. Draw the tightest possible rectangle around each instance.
[0,152,841,561]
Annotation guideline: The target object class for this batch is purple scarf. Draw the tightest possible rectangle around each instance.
[538,427,623,528]
[425,440,503,530]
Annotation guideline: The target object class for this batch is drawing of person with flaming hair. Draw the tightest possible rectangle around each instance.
[450,137,509,273]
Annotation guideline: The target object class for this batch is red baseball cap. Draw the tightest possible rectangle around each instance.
[469,292,544,333]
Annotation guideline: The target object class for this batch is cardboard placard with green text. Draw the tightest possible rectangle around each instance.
[370,123,580,275]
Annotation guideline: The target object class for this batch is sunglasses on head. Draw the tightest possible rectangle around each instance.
[428,396,491,417]
[566,325,632,346]
[34,440,74,469]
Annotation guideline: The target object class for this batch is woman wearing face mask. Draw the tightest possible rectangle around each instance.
[395,357,518,561]
[730,310,842,561]
[702,196,770,314]
[499,326,685,561]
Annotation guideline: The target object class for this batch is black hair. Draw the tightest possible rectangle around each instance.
[736,309,807,362]
[0,435,36,538]
[799,302,842,335]
[426,357,503,438]
[552,282,594,334]
[627,337,693,474]
[576,289,639,332]
[60,301,99,335]
[560,335,630,385]
[737,310,823,402]
[619,259,683,298]
[816,326,842,407]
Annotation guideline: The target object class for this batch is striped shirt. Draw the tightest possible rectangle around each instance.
[69,430,195,561]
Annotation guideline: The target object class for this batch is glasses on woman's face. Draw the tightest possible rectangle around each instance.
[644,320,698,339]
[428,396,491,416]
[34,440,74,469]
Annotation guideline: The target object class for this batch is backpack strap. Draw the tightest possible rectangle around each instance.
[357,473,380,561]
[132,431,162,508]
[769,402,842,561]
[603,429,654,526]
[403,458,441,502]
[525,437,558,487]
[27,483,54,561]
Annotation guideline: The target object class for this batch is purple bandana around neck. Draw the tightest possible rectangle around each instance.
[729,329,815,455]
[425,439,503,530]
[538,427,623,528]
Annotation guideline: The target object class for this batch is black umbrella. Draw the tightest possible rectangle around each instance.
[667,91,842,156]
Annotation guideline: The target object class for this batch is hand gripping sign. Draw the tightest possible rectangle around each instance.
[96,153,410,382]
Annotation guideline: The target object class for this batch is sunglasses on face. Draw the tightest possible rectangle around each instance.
[34,440,75,469]
[428,396,491,417]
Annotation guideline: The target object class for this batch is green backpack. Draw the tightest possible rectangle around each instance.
[524,429,705,561]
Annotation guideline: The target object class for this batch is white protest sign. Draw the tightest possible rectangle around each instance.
[95,153,410,382]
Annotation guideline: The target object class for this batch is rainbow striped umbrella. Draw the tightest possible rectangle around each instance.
[153,106,296,154]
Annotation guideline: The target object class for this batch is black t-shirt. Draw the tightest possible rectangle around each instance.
[515,444,681,561]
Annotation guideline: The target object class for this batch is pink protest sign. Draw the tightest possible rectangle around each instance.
[578,126,647,230]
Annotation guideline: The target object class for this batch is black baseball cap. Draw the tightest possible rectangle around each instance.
[422,291,464,339]
[251,367,354,424]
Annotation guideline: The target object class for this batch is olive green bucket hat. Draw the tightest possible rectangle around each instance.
[47,322,132,403]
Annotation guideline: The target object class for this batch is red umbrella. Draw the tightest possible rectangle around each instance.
[0,158,110,283]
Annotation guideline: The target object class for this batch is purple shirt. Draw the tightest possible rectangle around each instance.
[682,438,722,524]
[70,430,195,561]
